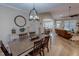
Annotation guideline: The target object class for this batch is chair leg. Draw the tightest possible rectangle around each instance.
[39,52,42,56]
[41,49,44,56]
[47,45,49,52]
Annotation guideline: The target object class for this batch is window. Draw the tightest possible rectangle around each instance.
[64,21,70,30]
[43,19,54,29]
[64,20,77,31]
[56,21,62,29]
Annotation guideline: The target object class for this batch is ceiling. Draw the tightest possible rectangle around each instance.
[1,3,79,19]
[2,3,65,13]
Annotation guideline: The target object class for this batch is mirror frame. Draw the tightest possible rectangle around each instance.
[14,15,26,27]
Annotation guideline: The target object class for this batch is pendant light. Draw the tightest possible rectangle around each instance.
[68,6,71,31]
[29,3,39,21]
[68,6,71,19]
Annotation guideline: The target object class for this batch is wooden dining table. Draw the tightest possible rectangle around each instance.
[8,34,48,56]
[0,42,5,56]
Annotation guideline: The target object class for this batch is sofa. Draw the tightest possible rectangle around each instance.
[55,29,73,39]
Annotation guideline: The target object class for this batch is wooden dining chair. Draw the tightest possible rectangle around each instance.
[19,33,28,40]
[0,41,12,56]
[44,29,50,35]
[29,32,36,37]
[29,32,39,41]
[28,40,44,56]
[42,35,50,52]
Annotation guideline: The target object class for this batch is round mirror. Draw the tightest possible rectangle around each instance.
[14,15,26,27]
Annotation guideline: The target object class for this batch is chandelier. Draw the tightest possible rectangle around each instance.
[29,4,39,21]
[68,6,71,19]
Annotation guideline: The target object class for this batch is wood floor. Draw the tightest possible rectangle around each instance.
[45,33,79,56]
[1,32,79,56]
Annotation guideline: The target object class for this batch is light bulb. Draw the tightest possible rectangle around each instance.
[30,15,33,19]
[34,16,39,20]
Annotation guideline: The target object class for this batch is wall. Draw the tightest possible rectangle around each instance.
[39,12,56,31]
[40,12,79,33]
[0,5,40,46]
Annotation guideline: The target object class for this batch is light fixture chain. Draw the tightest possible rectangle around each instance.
[69,6,71,16]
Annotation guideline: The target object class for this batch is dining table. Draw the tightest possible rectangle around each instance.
[8,34,48,56]
[0,41,5,56]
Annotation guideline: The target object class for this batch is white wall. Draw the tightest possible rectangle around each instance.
[39,12,56,30]
[0,5,40,46]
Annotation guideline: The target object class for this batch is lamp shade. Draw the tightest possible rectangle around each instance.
[29,8,39,21]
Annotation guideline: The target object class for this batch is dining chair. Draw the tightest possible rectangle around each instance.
[28,39,44,56]
[44,29,50,35]
[42,35,50,52]
[0,41,12,56]
[29,32,36,37]
[19,33,28,40]
[29,32,39,41]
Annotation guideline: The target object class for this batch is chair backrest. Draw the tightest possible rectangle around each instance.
[43,35,50,45]
[29,32,36,37]
[44,29,50,35]
[34,39,42,49]
[29,40,43,56]
[0,41,12,56]
[29,32,39,41]
[19,33,28,40]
